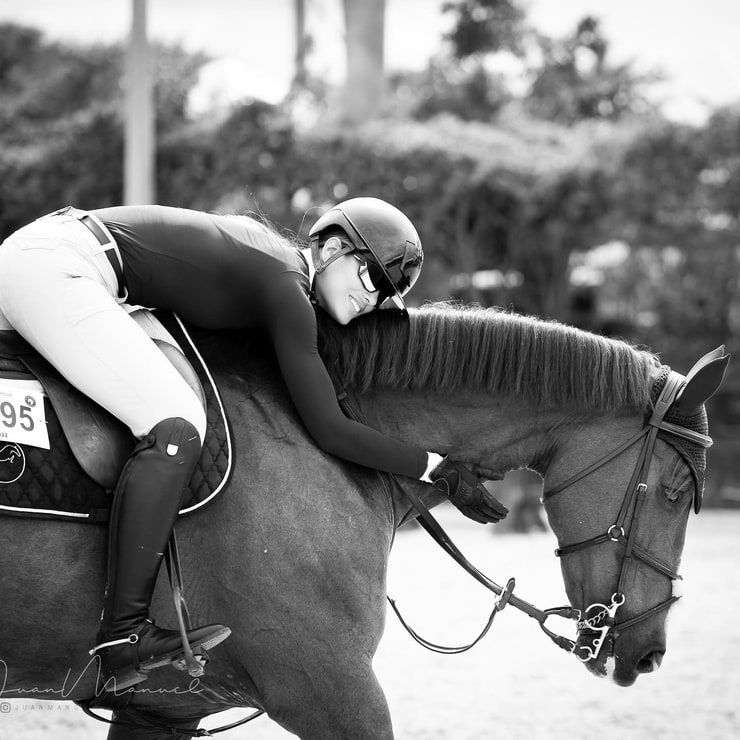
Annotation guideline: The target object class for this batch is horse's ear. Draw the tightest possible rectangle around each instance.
[673,346,731,413]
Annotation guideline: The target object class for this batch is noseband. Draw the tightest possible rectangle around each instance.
[360,370,713,662]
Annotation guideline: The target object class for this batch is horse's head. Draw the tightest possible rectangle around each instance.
[316,305,730,685]
[541,347,729,686]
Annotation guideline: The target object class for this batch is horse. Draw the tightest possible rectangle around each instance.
[0,302,728,739]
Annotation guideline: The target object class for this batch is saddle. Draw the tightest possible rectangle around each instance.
[0,311,232,523]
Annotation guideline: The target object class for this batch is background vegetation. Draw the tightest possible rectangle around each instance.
[1,0,738,504]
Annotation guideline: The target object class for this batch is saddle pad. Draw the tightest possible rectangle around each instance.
[0,312,233,523]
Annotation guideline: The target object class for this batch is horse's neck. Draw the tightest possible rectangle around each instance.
[352,387,566,477]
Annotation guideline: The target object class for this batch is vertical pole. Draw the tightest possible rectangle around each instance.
[343,0,386,123]
[293,0,307,91]
[124,0,155,204]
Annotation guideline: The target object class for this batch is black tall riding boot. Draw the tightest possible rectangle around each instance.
[90,417,230,691]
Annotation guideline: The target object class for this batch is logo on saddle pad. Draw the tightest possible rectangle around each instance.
[0,443,25,484]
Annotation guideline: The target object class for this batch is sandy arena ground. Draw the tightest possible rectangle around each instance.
[2,508,738,739]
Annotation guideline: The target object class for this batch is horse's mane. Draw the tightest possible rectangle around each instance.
[317,302,661,412]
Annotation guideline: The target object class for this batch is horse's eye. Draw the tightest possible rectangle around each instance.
[664,486,681,503]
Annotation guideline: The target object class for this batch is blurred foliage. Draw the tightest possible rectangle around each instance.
[387,60,512,122]
[0,22,206,235]
[431,2,658,124]
[525,17,659,124]
[285,113,621,325]
[1,4,739,502]
[442,0,528,58]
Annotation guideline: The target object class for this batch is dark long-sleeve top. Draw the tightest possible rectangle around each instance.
[93,205,427,479]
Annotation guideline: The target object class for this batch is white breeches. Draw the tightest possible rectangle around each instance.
[0,213,206,441]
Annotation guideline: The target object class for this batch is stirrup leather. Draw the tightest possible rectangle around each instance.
[91,533,215,679]
[165,532,207,677]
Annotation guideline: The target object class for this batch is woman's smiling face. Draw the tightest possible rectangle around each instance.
[314,238,380,325]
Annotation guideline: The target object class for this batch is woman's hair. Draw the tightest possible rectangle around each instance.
[221,212,301,249]
[220,212,354,253]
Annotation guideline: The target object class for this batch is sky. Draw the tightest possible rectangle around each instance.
[1,0,739,124]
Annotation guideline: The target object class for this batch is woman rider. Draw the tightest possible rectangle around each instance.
[0,197,507,690]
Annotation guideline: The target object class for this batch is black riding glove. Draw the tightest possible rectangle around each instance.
[429,457,508,524]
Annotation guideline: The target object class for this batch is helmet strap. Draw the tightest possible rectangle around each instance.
[310,236,354,275]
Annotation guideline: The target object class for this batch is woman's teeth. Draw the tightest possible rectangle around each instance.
[349,296,361,313]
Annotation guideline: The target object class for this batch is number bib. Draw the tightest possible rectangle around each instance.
[0,380,50,450]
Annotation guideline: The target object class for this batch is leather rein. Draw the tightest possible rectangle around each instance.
[340,370,713,662]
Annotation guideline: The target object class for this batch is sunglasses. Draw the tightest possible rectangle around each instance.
[353,253,394,302]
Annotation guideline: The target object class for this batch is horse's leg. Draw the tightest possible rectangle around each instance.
[263,658,394,740]
[106,708,200,740]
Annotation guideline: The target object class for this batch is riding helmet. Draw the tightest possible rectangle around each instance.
[309,197,424,312]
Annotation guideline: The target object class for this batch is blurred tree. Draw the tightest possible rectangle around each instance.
[385,0,525,123]
[0,23,206,237]
[284,0,329,122]
[525,16,658,123]
[293,114,620,322]
[698,105,740,225]
[442,0,528,58]
[343,0,386,122]
[151,45,208,130]
[0,24,120,143]
[415,4,656,125]
[0,22,40,89]
[0,24,123,233]
[387,60,511,122]
[586,114,740,368]
[159,99,296,218]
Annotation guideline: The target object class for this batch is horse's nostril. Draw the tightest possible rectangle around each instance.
[637,650,664,673]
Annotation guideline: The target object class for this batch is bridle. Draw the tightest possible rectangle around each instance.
[364,370,713,662]
[540,370,712,662]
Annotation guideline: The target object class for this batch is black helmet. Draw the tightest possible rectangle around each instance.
[309,197,423,311]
